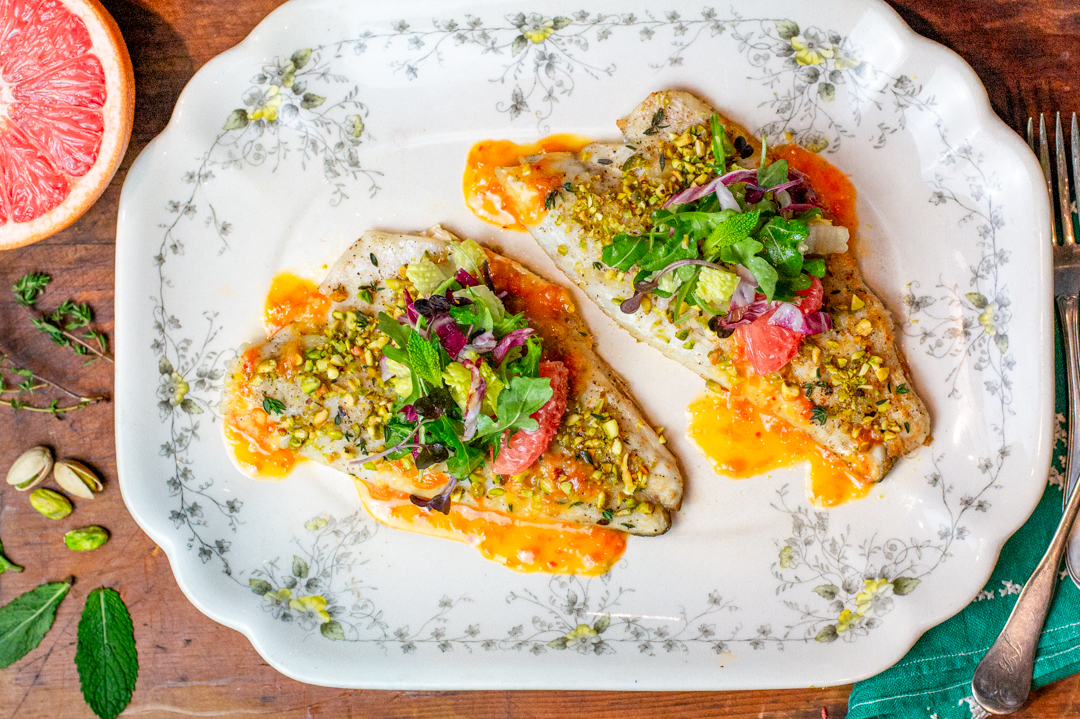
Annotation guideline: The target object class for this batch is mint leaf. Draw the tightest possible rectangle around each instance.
[0,538,23,573]
[406,331,443,387]
[704,209,760,258]
[76,588,138,719]
[476,376,553,437]
[0,579,71,668]
[601,234,650,271]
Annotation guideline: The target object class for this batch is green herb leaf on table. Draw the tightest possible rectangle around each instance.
[0,538,23,573]
[75,588,138,719]
[0,578,71,668]
[12,272,51,307]
[12,273,112,363]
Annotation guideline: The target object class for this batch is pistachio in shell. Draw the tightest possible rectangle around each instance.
[64,525,109,551]
[29,488,73,520]
[5,446,53,491]
[53,460,102,499]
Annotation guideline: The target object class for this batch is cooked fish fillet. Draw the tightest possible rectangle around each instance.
[222,228,682,535]
[495,90,930,483]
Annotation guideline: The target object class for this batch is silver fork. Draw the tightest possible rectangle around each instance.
[971,113,1080,714]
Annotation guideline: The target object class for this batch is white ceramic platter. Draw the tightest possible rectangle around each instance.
[115,0,1053,690]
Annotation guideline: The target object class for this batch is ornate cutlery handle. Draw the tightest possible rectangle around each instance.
[971,295,1080,713]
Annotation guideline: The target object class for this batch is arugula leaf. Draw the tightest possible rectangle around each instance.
[406,331,443,387]
[704,209,760,259]
[378,312,410,349]
[759,217,809,277]
[382,416,416,460]
[601,234,650,271]
[0,538,22,573]
[76,588,138,719]
[639,235,697,272]
[475,376,553,438]
[0,578,71,668]
[504,336,541,379]
[757,159,789,189]
[723,238,778,301]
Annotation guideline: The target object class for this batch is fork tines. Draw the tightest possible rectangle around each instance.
[1029,112,1079,246]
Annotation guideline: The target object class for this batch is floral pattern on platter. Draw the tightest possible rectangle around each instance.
[141,9,1026,660]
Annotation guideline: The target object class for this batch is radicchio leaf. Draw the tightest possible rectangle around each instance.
[464,330,497,353]
[403,288,420,324]
[461,360,486,440]
[430,314,468,358]
[492,328,534,365]
[455,269,480,287]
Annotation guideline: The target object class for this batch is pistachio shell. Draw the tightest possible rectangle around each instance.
[29,488,73,520]
[5,446,53,491]
[53,460,102,499]
[64,525,109,551]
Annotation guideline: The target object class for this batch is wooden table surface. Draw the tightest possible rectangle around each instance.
[1,0,1079,717]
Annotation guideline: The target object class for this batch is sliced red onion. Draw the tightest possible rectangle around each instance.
[717,299,774,329]
[767,303,833,335]
[664,176,740,210]
[620,259,729,314]
[379,355,393,381]
[455,269,480,287]
[430,313,468,358]
[720,168,759,185]
[733,264,757,286]
[461,360,486,440]
[464,330,496,353]
[728,277,757,310]
[768,178,802,195]
[492,327,534,365]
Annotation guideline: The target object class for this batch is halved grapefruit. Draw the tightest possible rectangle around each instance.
[0,0,134,250]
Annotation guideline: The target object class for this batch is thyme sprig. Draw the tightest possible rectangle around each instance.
[13,273,113,364]
[0,354,107,416]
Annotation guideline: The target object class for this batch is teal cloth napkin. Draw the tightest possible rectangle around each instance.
[848,330,1080,718]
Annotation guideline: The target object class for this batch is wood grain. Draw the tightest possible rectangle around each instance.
[1,0,1079,717]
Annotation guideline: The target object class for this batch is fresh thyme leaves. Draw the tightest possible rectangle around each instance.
[543,183,574,211]
[12,273,50,306]
[810,406,828,425]
[0,539,23,574]
[262,397,285,415]
[896,383,910,394]
[642,107,668,136]
[803,380,829,399]
[0,578,71,669]
[369,253,379,267]
[13,274,112,363]
[75,588,138,719]
[0,354,107,417]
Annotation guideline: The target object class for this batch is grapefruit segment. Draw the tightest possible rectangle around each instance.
[14,55,107,108]
[2,0,92,83]
[490,361,570,476]
[11,102,103,176]
[0,123,69,222]
[0,0,133,249]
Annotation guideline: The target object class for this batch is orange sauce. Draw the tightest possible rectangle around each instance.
[264,272,330,337]
[772,144,858,235]
[687,390,870,507]
[463,134,591,230]
[357,480,625,575]
[222,347,303,479]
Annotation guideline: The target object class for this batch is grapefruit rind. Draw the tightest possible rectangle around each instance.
[0,0,133,250]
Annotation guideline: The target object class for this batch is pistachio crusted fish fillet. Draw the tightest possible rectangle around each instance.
[495,90,930,483]
[222,228,682,535]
